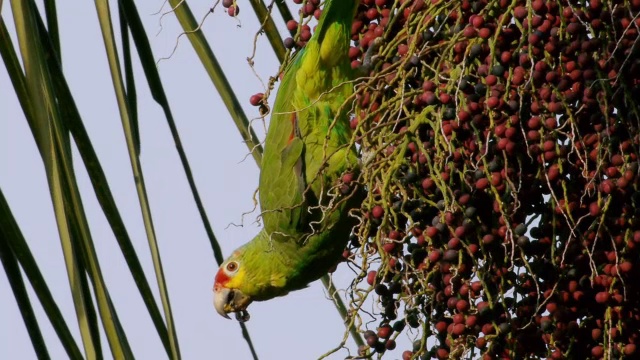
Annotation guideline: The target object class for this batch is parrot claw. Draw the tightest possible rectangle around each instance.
[359,37,383,73]
[360,149,376,166]
[235,310,251,323]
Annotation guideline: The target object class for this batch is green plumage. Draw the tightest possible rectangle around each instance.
[216,0,361,308]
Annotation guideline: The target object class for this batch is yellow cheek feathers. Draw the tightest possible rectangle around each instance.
[226,265,287,293]
[225,266,246,289]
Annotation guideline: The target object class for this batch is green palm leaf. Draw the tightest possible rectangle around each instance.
[1,0,358,357]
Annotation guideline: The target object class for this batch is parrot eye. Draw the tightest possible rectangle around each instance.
[226,261,239,273]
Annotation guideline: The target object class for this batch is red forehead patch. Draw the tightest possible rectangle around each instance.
[214,268,229,288]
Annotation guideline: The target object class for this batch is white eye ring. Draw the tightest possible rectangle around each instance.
[225,261,239,274]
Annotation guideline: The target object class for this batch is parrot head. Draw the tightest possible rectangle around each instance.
[213,232,295,321]
[213,250,253,322]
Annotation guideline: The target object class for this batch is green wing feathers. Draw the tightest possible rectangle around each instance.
[259,0,360,242]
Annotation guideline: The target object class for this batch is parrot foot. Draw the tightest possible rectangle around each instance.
[235,309,251,322]
[360,148,376,167]
[359,37,383,73]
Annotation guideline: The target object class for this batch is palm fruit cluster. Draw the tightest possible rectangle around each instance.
[251,0,640,358]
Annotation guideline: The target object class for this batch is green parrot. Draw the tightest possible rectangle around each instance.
[214,0,361,320]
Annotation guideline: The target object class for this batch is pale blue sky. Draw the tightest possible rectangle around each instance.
[0,2,379,359]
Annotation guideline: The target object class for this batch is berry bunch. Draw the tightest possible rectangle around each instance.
[259,0,640,358]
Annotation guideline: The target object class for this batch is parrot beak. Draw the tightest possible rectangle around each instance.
[213,287,232,319]
[213,286,252,321]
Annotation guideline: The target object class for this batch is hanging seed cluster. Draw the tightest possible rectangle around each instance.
[251,0,640,358]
